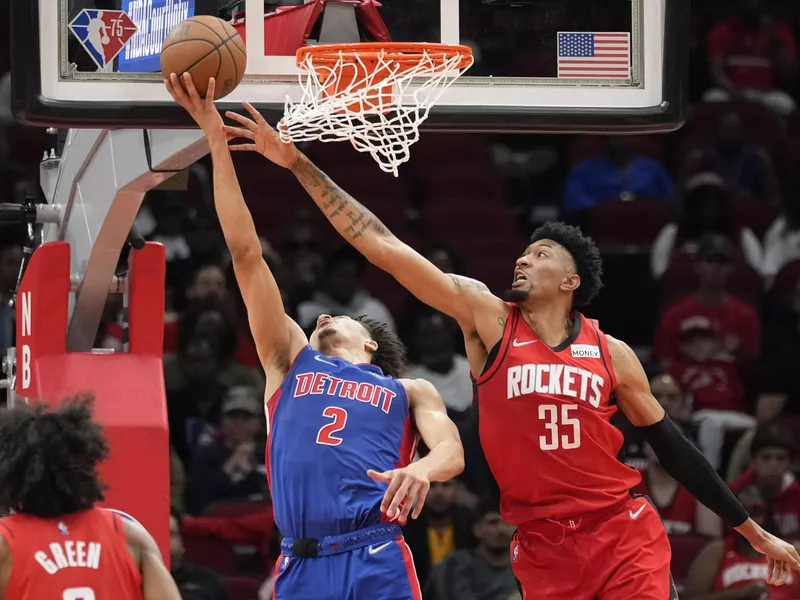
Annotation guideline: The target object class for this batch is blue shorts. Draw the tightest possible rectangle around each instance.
[274,523,421,600]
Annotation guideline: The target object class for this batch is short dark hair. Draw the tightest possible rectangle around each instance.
[0,395,109,517]
[529,222,603,306]
[355,316,408,379]
[751,422,795,458]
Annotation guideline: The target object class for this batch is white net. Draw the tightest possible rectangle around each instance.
[279,44,474,176]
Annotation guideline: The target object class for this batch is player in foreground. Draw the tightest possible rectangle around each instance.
[223,109,800,599]
[0,396,180,600]
[166,74,464,600]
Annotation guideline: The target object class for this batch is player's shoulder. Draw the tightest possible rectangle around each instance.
[398,378,441,407]
[605,334,634,362]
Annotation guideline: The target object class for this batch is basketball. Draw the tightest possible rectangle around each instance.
[160,15,246,100]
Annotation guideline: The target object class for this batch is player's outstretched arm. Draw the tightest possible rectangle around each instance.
[165,75,307,383]
[223,110,507,331]
[608,335,800,584]
[368,379,464,523]
[122,519,182,600]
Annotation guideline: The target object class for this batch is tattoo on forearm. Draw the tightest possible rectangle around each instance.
[293,157,390,240]
[448,274,491,295]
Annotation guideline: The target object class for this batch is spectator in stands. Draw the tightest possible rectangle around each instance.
[704,0,797,116]
[167,337,226,465]
[171,445,187,513]
[171,303,263,390]
[296,245,395,332]
[427,499,520,600]
[147,191,193,289]
[754,276,800,426]
[683,486,800,600]
[187,386,267,515]
[406,313,473,423]
[634,427,721,538]
[668,317,756,471]
[681,112,781,206]
[0,240,21,361]
[729,422,800,540]
[170,511,231,600]
[651,174,764,278]
[654,234,761,366]
[763,182,800,280]
[403,478,477,588]
[563,136,674,215]
[617,373,692,472]
[185,209,228,273]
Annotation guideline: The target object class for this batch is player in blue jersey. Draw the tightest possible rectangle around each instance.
[166,74,465,600]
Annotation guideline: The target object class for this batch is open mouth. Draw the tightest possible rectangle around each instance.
[512,271,527,286]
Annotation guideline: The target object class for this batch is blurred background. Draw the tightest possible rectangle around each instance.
[3,0,800,599]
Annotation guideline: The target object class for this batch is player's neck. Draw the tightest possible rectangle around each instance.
[518,302,573,348]
[324,347,369,366]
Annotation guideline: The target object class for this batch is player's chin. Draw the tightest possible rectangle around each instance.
[502,286,531,303]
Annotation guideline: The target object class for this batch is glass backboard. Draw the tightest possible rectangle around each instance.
[12,0,689,132]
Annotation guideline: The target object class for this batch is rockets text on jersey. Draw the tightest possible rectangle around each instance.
[266,346,418,540]
[475,306,641,525]
[714,537,800,599]
[0,508,142,600]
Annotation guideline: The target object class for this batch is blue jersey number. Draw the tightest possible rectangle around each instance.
[316,407,348,446]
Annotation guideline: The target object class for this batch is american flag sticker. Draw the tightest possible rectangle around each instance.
[557,32,631,79]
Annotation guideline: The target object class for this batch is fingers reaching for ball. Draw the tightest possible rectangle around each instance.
[164,74,226,141]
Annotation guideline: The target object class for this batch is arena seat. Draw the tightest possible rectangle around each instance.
[589,197,673,247]
[422,200,517,238]
[467,258,515,295]
[447,235,526,263]
[731,195,777,241]
[668,534,710,586]
[772,260,800,297]
[222,575,264,600]
[182,533,240,576]
[568,135,667,165]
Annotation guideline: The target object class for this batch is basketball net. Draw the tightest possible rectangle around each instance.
[279,43,474,176]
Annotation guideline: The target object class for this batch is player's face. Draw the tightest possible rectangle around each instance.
[753,447,790,488]
[510,240,579,302]
[310,315,374,356]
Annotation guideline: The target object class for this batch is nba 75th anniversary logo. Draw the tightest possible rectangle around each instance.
[68,9,138,70]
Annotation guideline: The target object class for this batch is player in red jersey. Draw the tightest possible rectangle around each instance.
[0,397,180,600]
[685,488,800,600]
[222,115,800,599]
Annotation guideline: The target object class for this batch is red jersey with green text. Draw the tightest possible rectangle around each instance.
[475,306,641,524]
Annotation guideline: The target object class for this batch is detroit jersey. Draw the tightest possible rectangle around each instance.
[475,306,641,524]
[714,537,800,599]
[266,345,418,539]
[0,508,142,600]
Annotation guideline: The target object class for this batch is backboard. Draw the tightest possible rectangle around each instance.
[12,0,689,132]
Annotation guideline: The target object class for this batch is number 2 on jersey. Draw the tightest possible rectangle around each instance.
[539,404,581,450]
[63,588,96,600]
[316,407,348,446]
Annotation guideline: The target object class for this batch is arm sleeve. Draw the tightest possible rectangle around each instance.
[640,415,749,527]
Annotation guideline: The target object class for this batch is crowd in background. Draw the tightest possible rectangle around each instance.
[3,0,800,599]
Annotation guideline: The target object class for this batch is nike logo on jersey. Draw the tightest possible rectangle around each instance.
[314,355,337,367]
[630,504,646,519]
[512,338,537,347]
[368,541,393,555]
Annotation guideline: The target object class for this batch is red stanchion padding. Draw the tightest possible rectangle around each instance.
[14,242,70,399]
[34,353,171,564]
[128,242,166,357]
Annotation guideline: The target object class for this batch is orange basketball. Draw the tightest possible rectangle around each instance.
[160,15,246,100]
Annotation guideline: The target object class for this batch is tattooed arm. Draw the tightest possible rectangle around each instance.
[289,153,507,329]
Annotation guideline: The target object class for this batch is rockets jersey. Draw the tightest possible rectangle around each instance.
[0,508,142,600]
[266,345,418,539]
[633,474,697,535]
[475,306,641,525]
[714,536,800,599]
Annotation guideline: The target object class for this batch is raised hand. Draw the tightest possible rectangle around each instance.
[367,464,431,524]
[164,73,225,143]
[223,103,300,169]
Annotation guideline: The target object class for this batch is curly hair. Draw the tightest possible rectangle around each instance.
[0,395,109,517]
[529,221,603,306]
[355,316,408,379]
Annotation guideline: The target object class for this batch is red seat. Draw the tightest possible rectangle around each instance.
[465,258,514,295]
[772,260,800,297]
[183,533,240,576]
[203,500,272,518]
[669,534,710,585]
[222,575,264,600]
[421,200,517,238]
[447,235,526,263]
[589,197,673,246]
